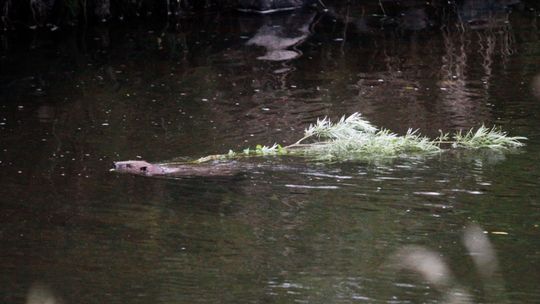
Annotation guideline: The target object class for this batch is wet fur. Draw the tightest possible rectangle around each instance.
[113,160,168,176]
[112,160,242,177]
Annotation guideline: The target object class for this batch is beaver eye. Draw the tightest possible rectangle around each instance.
[140,166,147,172]
[126,164,132,168]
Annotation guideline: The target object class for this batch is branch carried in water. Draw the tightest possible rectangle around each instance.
[195,113,526,163]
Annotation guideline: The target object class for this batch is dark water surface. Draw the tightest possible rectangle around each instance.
[1,2,540,303]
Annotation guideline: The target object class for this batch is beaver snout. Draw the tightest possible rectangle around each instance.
[110,162,128,171]
[113,162,131,169]
[111,160,154,175]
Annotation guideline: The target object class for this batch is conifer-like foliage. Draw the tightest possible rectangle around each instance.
[195,113,526,163]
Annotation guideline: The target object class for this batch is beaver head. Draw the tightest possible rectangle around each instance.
[112,160,165,176]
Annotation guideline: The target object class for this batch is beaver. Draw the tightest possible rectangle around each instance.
[112,160,175,176]
[111,160,245,177]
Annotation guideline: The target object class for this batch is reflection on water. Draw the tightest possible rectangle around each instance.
[246,11,316,61]
[1,1,540,304]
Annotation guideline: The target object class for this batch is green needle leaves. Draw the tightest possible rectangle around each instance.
[196,113,526,163]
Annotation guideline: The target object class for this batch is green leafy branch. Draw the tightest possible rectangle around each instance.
[194,113,526,163]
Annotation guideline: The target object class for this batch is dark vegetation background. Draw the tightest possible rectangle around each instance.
[0,0,309,28]
[1,0,538,31]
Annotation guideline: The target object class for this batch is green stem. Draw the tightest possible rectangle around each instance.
[284,134,314,149]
